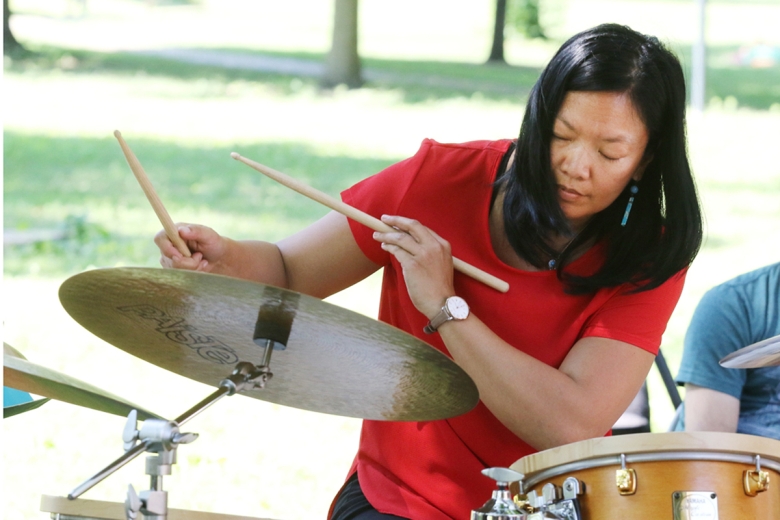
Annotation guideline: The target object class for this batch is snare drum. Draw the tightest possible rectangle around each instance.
[510,432,780,519]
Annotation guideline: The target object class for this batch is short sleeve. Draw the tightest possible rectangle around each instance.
[341,140,434,265]
[675,285,750,399]
[581,270,687,355]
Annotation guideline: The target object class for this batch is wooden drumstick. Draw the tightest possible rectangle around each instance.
[114,130,191,257]
[230,152,510,293]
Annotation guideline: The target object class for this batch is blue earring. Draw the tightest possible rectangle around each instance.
[621,184,639,227]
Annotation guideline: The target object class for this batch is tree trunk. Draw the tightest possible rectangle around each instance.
[321,0,363,89]
[487,0,507,63]
[4,0,25,55]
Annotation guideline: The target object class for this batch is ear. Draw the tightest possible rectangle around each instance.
[632,154,653,182]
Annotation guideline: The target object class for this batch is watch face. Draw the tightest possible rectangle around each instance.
[446,297,469,320]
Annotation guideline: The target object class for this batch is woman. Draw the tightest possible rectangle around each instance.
[156,24,702,520]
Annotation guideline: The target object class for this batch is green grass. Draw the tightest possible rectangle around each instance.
[4,131,395,275]
[8,42,780,108]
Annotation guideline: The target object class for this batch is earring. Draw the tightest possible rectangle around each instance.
[621,184,639,227]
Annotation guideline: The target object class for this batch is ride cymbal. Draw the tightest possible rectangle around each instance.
[3,343,161,420]
[58,268,479,421]
[720,334,780,368]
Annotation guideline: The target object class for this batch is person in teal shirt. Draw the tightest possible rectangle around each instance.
[674,262,780,439]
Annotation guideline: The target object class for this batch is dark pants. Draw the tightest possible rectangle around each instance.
[331,473,407,520]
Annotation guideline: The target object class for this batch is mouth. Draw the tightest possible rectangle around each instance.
[558,185,585,198]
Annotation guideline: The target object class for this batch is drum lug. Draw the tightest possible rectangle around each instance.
[562,477,584,500]
[744,455,770,497]
[521,480,584,520]
[616,453,637,496]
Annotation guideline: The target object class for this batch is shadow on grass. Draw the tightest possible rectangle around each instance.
[5,45,540,104]
[9,43,779,108]
[4,131,399,276]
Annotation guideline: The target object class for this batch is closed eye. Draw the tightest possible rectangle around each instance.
[600,151,621,161]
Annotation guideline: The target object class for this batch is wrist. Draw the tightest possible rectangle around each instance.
[423,296,470,334]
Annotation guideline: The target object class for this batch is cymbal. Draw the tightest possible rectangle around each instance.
[58,268,479,421]
[4,342,50,418]
[719,334,780,368]
[4,395,50,418]
[4,342,27,359]
[3,347,162,421]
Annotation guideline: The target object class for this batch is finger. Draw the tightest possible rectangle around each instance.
[380,241,415,262]
[155,225,191,260]
[169,248,203,270]
[373,230,420,253]
[380,214,432,243]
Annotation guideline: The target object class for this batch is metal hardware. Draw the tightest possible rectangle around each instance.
[672,491,718,520]
[520,450,780,490]
[519,480,583,520]
[616,454,637,496]
[743,454,770,497]
[471,467,526,519]
[66,360,273,519]
[562,477,584,499]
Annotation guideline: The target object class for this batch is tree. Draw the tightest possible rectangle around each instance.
[4,0,25,56]
[507,0,546,40]
[487,0,508,63]
[321,0,363,89]
[487,0,546,64]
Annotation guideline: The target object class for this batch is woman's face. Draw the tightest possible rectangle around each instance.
[550,90,649,232]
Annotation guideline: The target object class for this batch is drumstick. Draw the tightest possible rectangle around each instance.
[114,130,191,257]
[230,152,510,293]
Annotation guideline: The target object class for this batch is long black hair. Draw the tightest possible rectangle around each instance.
[501,23,702,293]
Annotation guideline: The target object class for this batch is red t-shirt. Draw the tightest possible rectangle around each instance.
[338,139,685,519]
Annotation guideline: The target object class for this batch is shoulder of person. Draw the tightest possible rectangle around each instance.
[418,138,514,155]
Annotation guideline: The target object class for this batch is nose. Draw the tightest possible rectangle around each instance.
[559,144,592,180]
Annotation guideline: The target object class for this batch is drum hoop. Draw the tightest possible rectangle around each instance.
[521,450,780,490]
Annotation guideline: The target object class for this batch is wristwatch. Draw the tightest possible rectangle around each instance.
[423,296,470,334]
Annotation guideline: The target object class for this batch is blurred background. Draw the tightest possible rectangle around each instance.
[3,0,780,518]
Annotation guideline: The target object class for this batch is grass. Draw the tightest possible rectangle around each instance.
[4,132,392,275]
[4,1,780,519]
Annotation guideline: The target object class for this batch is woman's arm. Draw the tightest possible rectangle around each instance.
[440,318,655,450]
[155,211,381,299]
[376,213,657,450]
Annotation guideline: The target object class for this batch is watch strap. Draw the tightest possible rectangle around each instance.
[424,307,452,334]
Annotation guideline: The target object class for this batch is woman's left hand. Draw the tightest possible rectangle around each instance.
[373,215,455,319]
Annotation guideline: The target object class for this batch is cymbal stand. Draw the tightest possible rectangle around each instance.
[66,359,275,519]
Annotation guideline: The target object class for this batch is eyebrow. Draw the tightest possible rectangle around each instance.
[555,116,632,144]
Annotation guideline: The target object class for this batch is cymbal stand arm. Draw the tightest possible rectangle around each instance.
[67,361,269,504]
[68,441,150,499]
[175,359,272,426]
[173,385,231,426]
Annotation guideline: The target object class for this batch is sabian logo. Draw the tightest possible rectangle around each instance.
[118,304,239,365]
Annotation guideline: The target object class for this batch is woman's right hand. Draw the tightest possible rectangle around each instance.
[154,223,226,272]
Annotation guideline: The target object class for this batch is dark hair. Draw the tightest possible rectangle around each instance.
[501,23,702,293]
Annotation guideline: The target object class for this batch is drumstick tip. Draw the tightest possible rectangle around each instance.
[230,152,241,160]
[113,130,122,138]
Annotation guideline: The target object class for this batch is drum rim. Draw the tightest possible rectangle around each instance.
[517,450,780,490]
[511,432,780,488]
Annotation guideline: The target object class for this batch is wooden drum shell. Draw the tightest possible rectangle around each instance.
[511,432,780,519]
